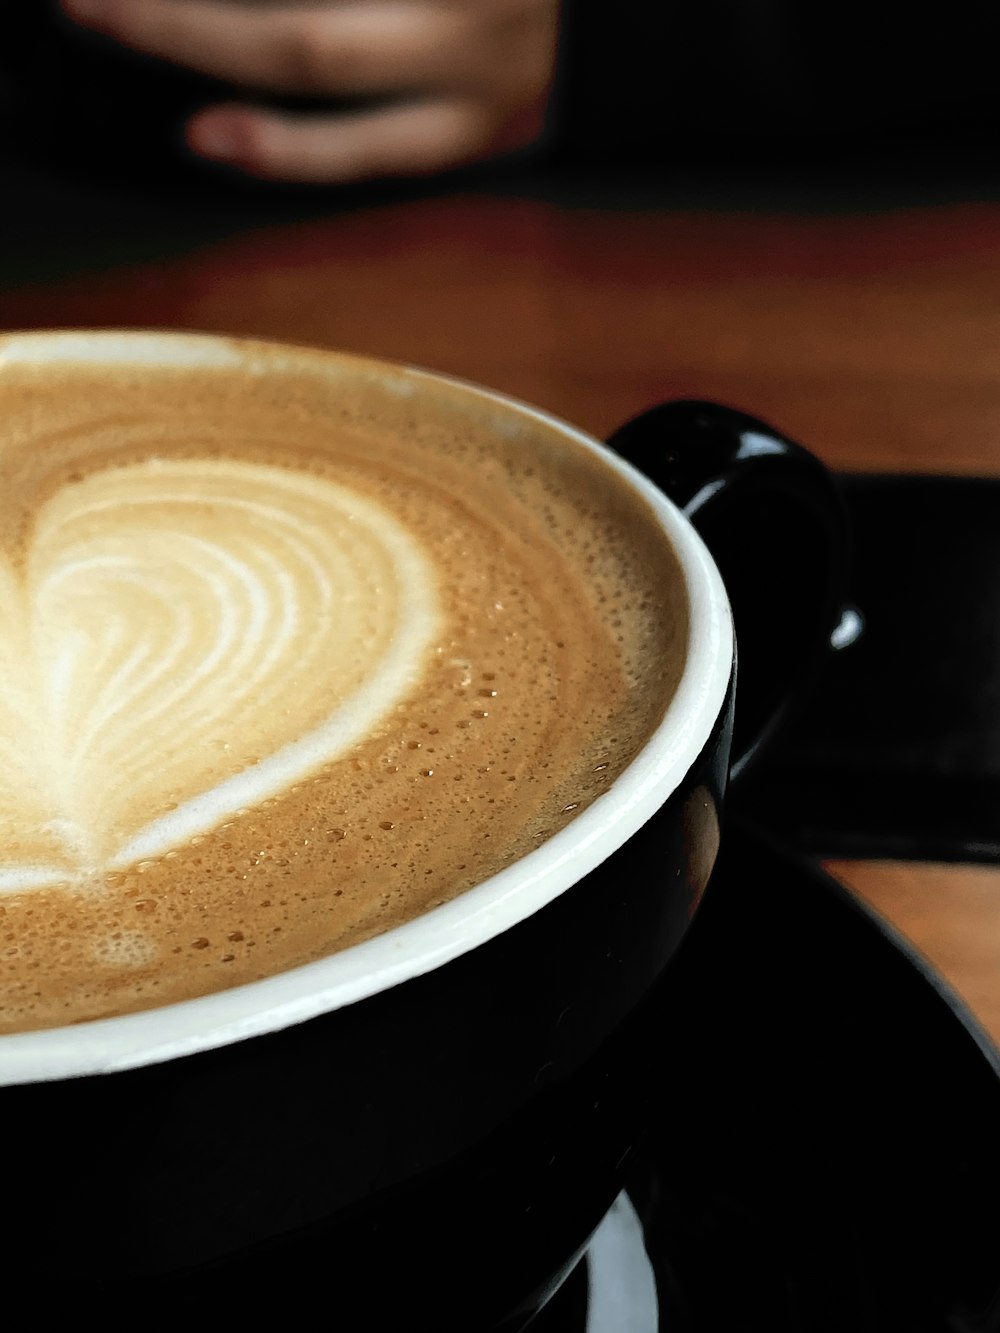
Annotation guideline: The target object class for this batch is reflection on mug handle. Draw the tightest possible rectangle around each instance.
[607,400,850,780]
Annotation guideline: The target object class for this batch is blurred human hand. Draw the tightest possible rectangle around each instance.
[61,0,560,183]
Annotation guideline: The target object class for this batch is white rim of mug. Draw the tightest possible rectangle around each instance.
[0,330,734,1086]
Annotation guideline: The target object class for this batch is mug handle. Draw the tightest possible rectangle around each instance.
[607,400,850,780]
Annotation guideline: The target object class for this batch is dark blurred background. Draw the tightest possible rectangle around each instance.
[5,0,1000,289]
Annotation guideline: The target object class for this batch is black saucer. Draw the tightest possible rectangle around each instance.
[536,821,1000,1333]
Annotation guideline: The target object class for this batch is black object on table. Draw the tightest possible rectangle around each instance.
[738,474,1000,863]
[537,819,1000,1332]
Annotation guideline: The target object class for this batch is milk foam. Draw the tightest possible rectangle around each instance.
[0,350,688,1033]
[0,457,439,890]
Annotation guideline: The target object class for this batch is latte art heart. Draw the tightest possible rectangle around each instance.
[0,345,689,1034]
[0,458,439,891]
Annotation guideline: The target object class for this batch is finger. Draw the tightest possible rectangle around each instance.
[61,0,470,97]
[187,101,492,183]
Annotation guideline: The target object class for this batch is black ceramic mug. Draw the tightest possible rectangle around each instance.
[0,333,845,1330]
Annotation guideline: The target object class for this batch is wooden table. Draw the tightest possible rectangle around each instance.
[3,180,999,1047]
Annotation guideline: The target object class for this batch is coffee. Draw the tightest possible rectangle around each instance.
[0,336,687,1031]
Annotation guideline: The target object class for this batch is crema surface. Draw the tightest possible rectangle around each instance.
[0,347,687,1031]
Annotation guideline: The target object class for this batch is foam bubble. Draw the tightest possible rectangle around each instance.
[91,930,158,969]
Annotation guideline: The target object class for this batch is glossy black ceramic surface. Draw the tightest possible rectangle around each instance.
[86,820,998,1333]
[537,822,1000,1333]
[609,402,849,778]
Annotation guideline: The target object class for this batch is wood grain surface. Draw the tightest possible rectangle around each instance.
[3,185,998,1047]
